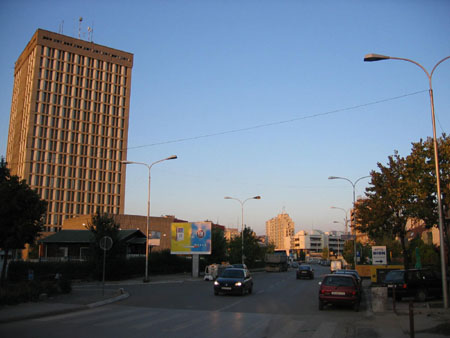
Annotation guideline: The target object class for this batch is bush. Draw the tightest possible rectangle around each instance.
[0,279,68,305]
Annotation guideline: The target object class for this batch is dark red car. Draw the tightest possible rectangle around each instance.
[319,274,361,311]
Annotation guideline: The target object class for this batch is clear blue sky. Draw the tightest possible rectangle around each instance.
[1,0,449,235]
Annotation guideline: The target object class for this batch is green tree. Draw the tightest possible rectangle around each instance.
[355,153,417,269]
[406,136,450,264]
[342,241,354,266]
[321,247,329,259]
[228,227,262,268]
[0,158,47,285]
[205,226,227,265]
[87,211,125,279]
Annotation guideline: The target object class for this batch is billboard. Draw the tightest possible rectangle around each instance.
[171,222,212,255]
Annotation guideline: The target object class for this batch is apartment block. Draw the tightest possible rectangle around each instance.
[265,212,295,251]
[6,29,133,233]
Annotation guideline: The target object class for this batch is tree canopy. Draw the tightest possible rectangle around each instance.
[354,136,450,269]
[0,158,47,284]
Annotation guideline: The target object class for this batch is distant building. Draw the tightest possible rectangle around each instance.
[6,29,133,234]
[291,230,326,255]
[224,227,239,241]
[266,212,295,252]
[324,231,345,257]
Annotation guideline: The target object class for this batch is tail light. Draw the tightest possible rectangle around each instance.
[402,283,407,289]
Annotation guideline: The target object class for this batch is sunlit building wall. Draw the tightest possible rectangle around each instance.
[265,212,295,251]
[6,29,133,233]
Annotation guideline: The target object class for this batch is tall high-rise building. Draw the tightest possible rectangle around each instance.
[6,29,133,233]
[265,212,295,251]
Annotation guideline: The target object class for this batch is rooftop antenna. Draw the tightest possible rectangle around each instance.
[87,25,93,42]
[58,20,64,34]
[78,17,83,39]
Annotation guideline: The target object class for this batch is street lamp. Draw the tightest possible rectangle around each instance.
[364,53,450,309]
[224,195,261,265]
[333,221,344,257]
[122,155,177,282]
[330,206,349,234]
[329,175,370,268]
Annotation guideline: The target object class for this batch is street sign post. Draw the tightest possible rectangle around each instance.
[372,246,387,265]
[100,236,113,296]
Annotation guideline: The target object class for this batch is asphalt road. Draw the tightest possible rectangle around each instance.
[0,265,374,338]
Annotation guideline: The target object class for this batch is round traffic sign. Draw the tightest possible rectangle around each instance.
[99,236,113,251]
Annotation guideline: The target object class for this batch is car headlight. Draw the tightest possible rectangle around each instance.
[214,281,219,286]
[235,282,242,287]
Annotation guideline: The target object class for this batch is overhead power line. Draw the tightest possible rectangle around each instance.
[128,90,428,150]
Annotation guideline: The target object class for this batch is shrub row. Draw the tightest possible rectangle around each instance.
[7,250,193,282]
[0,278,71,305]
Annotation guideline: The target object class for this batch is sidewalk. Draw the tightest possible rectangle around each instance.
[364,279,450,337]
[0,273,200,324]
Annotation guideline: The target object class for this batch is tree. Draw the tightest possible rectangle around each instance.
[355,135,450,269]
[406,136,450,264]
[0,158,47,285]
[355,153,416,269]
[321,247,329,260]
[205,226,227,265]
[86,211,125,279]
[228,227,263,268]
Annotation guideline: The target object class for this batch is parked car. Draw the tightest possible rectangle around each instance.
[334,270,362,289]
[214,268,253,296]
[319,274,361,311]
[383,269,443,301]
[296,265,314,279]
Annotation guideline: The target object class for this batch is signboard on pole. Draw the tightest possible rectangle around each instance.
[149,231,161,246]
[171,222,212,255]
[372,246,387,265]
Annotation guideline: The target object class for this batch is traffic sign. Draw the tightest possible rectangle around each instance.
[372,246,387,265]
[100,236,113,251]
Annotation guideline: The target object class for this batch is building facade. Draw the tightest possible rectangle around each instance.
[6,29,133,233]
[265,212,295,251]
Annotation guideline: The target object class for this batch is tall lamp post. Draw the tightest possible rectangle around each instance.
[122,155,177,282]
[364,53,450,308]
[329,175,370,268]
[224,195,261,265]
[331,206,349,234]
[333,221,345,257]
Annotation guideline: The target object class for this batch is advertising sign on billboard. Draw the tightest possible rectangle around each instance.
[171,222,212,255]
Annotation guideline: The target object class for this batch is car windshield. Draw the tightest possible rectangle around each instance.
[299,266,311,270]
[385,270,404,282]
[323,276,354,287]
[222,269,244,278]
[335,271,359,278]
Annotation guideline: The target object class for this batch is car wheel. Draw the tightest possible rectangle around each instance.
[296,275,299,280]
[319,300,324,311]
[241,288,245,296]
[214,291,218,296]
[353,301,360,312]
[416,289,427,302]
[248,286,253,294]
[311,275,314,280]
